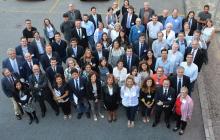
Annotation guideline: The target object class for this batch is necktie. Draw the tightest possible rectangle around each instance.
[75,79,79,91]
[139,44,143,58]
[189,19,192,28]
[127,56,131,72]
[191,48,196,60]
[53,67,56,73]
[12,59,19,74]
[177,78,182,94]
[164,89,168,96]
[126,14,131,28]
[29,62,32,70]
[78,29,81,39]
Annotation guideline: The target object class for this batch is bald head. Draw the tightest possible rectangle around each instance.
[32,64,40,74]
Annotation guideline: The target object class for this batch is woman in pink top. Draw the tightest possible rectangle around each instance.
[173,86,193,135]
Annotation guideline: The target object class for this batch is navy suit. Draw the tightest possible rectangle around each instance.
[15,45,38,59]
[121,13,138,36]
[122,54,139,73]
[30,38,46,59]
[40,52,61,72]
[2,56,24,75]
[71,27,88,49]
[21,58,39,81]
[133,42,149,59]
[51,40,67,62]
[66,46,84,63]
[46,65,64,85]
[92,49,109,61]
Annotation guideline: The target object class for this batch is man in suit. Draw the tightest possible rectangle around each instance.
[92,42,109,61]
[1,68,23,120]
[66,3,82,22]
[139,2,155,26]
[122,46,139,73]
[46,57,64,86]
[152,79,176,128]
[30,31,46,60]
[169,66,190,98]
[121,5,138,36]
[2,48,24,75]
[21,52,39,81]
[28,65,59,117]
[66,38,84,64]
[51,32,67,63]
[132,34,149,59]
[15,37,38,59]
[68,68,90,119]
[184,39,206,72]
[89,6,103,30]
[71,19,88,49]
[176,32,188,56]
[40,44,61,72]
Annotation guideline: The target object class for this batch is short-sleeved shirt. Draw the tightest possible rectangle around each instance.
[198,11,212,21]
[22,27,37,38]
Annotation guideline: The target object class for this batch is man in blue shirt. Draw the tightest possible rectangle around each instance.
[129,18,145,45]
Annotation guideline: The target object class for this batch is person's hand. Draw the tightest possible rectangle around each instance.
[141,98,145,103]
[95,99,98,103]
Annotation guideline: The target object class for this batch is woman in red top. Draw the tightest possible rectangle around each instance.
[173,87,193,135]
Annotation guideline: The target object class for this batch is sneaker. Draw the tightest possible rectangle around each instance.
[173,127,179,132]
[64,115,68,120]
[94,115,98,121]
[179,130,184,135]
[99,113,104,119]
[68,115,72,119]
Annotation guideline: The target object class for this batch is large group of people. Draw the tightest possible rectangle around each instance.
[1,0,215,135]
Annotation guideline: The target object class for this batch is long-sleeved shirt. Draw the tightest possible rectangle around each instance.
[155,57,173,76]
[129,25,145,44]
[165,16,183,34]
[113,67,127,87]
[180,62,198,83]
[81,21,95,36]
[147,21,163,39]
[168,50,183,73]
[152,39,168,58]
[121,85,140,107]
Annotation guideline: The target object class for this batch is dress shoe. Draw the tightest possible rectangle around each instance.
[86,112,91,119]
[29,119,33,125]
[152,122,157,127]
[77,113,83,119]
[166,123,170,129]
[35,117,39,124]
[179,130,184,135]
[15,114,22,120]
[173,127,179,132]
[41,112,45,118]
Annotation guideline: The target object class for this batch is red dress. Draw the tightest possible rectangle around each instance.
[175,97,182,115]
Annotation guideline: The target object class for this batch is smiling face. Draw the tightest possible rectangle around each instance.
[55,77,63,85]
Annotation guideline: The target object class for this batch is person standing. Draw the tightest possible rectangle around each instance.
[182,11,197,35]
[197,5,212,30]
[66,3,82,22]
[89,6,103,30]
[129,18,145,45]
[152,32,168,58]
[139,2,155,27]
[43,18,57,43]
[121,76,140,128]
[22,19,37,43]
[60,13,74,44]
[158,9,169,28]
[31,31,46,60]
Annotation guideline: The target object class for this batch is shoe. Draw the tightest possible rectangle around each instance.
[41,112,45,118]
[29,119,33,125]
[108,119,112,123]
[68,115,72,119]
[152,122,157,127]
[173,127,179,132]
[142,118,147,123]
[35,117,39,124]
[146,118,150,122]
[64,115,68,120]
[16,114,22,120]
[55,111,59,116]
[127,121,131,128]
[179,130,184,135]
[99,113,104,119]
[77,113,83,119]
[130,121,135,128]
[86,112,91,119]
[94,115,98,121]
[166,123,170,129]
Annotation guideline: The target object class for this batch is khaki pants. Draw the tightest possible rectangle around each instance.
[10,97,21,115]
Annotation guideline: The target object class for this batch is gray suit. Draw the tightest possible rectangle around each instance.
[139,8,155,25]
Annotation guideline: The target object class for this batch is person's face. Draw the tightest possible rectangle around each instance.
[161,51,167,59]
[163,10,169,17]
[126,49,132,56]
[172,10,178,17]
[46,46,52,54]
[44,19,50,25]
[131,69,137,76]
[120,31,125,37]
[113,41,119,48]
[55,34,61,41]
[56,77,63,85]
[8,51,16,59]
[144,3,149,10]
[193,32,200,39]
[83,16,89,22]
[189,13,194,19]
[72,72,79,79]
[117,62,123,69]
[141,63,147,71]
[63,17,68,22]
[101,59,107,66]
[108,9,113,14]
[85,51,92,57]
[68,60,75,68]
[124,0,129,6]
[102,34,107,40]
[157,33,163,40]
[126,79,134,87]
[91,8,96,15]
[128,8,133,14]
[184,23,190,29]
[139,36,145,43]
[178,34,184,40]
[33,66,40,74]
[71,41,77,47]
[91,74,96,82]
[147,51,153,58]
[107,77,113,85]
[136,19,141,25]
[152,16,158,23]
[115,25,120,31]
[191,41,198,49]
[172,44,179,52]
[50,60,57,67]
[20,39,27,46]
[68,4,74,11]
[204,7,209,13]
[96,43,102,51]
[25,21,32,28]
[75,21,81,28]
[98,23,103,29]
[156,68,163,76]
[207,21,212,27]
[34,33,40,39]
[186,55,193,63]
[166,25,172,31]
[85,65,92,72]
[113,2,118,8]
[25,54,32,61]
[163,80,170,89]
[146,79,153,87]
[3,69,11,77]
[15,82,22,90]
[177,68,184,77]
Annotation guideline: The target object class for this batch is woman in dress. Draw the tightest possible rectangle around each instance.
[102,74,120,122]
[138,60,153,84]
[121,0,129,16]
[140,77,155,123]
[14,80,39,124]
[43,18,57,43]
[98,57,113,85]
[201,19,215,47]
[53,74,71,120]
[64,57,80,81]
[121,76,140,128]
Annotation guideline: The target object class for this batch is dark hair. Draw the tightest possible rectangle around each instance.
[50,57,57,62]
[54,32,61,36]
[33,31,40,36]
[91,6,96,11]
[161,48,168,54]
[128,5,134,11]
[70,68,79,74]
[43,18,54,28]
[117,59,124,65]
[139,33,146,38]
[107,7,113,12]
[124,0,129,5]
[125,46,133,51]
[152,14,158,18]
[186,53,193,57]
[141,77,155,93]
[193,30,201,35]
[14,80,28,92]
[130,66,138,76]
[139,60,150,73]
[99,57,108,67]
[88,71,98,81]
[186,11,195,19]
[204,5,209,9]
[25,19,31,22]
[70,38,78,43]
[20,36,27,41]
[63,13,68,18]
[83,14,89,17]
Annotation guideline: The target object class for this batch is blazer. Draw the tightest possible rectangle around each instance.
[2,56,24,75]
[102,84,120,104]
[66,45,84,63]
[169,75,190,97]
[66,9,82,21]
[20,58,39,81]
[121,13,138,29]
[43,25,57,41]
[86,80,101,100]
[182,18,197,34]
[154,87,176,107]
[92,49,109,61]
[184,47,206,72]
[122,54,139,73]
[51,40,67,60]
[40,52,61,72]
[89,14,103,30]
[46,65,64,85]
[30,38,46,59]
[71,27,88,48]
[139,8,155,24]
[15,45,38,59]
[68,77,87,101]
[133,41,149,59]
[1,73,20,97]
[14,87,32,106]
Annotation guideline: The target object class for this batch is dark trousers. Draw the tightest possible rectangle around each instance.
[125,105,138,121]
[48,37,55,44]
[77,98,90,114]
[36,94,59,114]
[59,101,71,115]
[125,28,131,38]
[175,114,187,130]
[189,81,196,96]
[26,111,38,120]
[154,105,171,124]
[141,105,153,117]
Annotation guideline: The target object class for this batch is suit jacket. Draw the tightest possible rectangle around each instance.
[133,41,149,59]
[40,52,61,72]
[184,47,206,72]
[169,75,190,97]
[86,80,101,100]
[15,45,38,59]
[102,84,120,104]
[68,77,87,101]
[122,54,139,73]
[29,73,52,97]
[92,49,109,61]
[71,27,88,48]
[182,18,197,34]
[51,40,67,60]
[21,58,39,81]
[154,87,176,107]
[66,9,82,21]
[30,38,46,59]
[2,56,24,75]
[1,73,20,97]
[139,8,155,24]
[66,45,84,63]
[89,14,103,30]
[46,65,64,85]
[121,13,138,29]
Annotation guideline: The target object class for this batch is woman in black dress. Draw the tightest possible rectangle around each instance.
[140,77,155,123]
[14,80,39,124]
[53,74,71,120]
[102,74,120,122]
